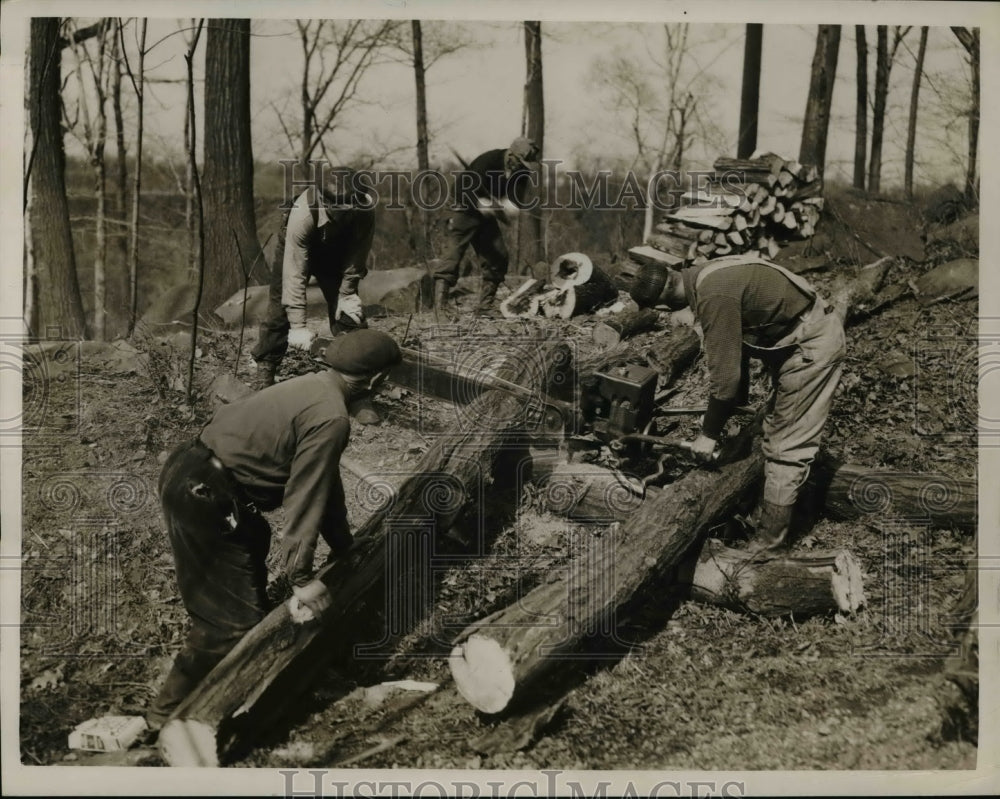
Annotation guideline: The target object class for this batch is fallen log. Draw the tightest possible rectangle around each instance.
[528,453,864,617]
[810,459,976,531]
[592,308,660,348]
[158,343,573,766]
[448,421,765,715]
[681,541,864,617]
[531,449,976,533]
[541,265,618,319]
[643,327,701,385]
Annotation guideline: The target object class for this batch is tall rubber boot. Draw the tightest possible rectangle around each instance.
[433,279,450,312]
[477,279,501,314]
[746,499,793,554]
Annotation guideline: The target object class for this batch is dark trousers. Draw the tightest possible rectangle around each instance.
[251,209,373,366]
[147,440,271,729]
[432,211,509,287]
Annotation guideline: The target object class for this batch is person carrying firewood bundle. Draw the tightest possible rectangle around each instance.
[433,136,540,314]
[251,168,381,423]
[146,329,402,733]
[629,254,845,553]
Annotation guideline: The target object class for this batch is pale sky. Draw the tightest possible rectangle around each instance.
[55,7,979,190]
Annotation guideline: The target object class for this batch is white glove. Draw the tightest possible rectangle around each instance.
[335,293,365,326]
[287,325,315,351]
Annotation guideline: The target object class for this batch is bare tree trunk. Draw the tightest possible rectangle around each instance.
[203,19,260,310]
[109,21,129,336]
[411,20,431,259]
[520,21,545,271]
[737,24,762,159]
[853,25,867,190]
[124,19,147,336]
[868,26,889,194]
[185,21,206,402]
[951,27,980,204]
[799,25,841,175]
[904,27,928,200]
[28,18,88,338]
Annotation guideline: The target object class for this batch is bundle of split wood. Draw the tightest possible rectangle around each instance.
[500,252,618,319]
[634,152,823,267]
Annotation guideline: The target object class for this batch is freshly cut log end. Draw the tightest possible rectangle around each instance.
[688,543,867,617]
[450,634,515,714]
[830,550,866,613]
[549,252,593,288]
[159,718,220,767]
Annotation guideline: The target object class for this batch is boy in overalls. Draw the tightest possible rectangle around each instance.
[630,255,846,552]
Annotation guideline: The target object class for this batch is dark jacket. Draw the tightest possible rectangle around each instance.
[453,148,533,214]
[200,370,351,586]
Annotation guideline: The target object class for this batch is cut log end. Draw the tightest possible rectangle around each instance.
[450,634,515,714]
[831,550,866,613]
[159,718,220,767]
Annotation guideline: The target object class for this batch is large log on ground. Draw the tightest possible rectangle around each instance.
[528,452,864,617]
[158,343,572,766]
[592,308,660,348]
[810,459,976,531]
[682,541,864,617]
[448,422,765,715]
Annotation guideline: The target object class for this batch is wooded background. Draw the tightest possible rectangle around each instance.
[23,18,981,341]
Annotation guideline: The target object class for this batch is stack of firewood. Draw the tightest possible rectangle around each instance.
[633,152,824,267]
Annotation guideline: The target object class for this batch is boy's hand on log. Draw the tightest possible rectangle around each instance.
[288,580,332,623]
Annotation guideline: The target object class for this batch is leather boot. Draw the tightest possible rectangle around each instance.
[251,361,277,391]
[433,279,450,312]
[477,279,501,314]
[747,499,793,554]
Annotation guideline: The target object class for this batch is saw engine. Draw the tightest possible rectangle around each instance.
[579,364,658,442]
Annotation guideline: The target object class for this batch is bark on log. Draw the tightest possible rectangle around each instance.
[643,327,702,385]
[810,459,976,531]
[448,422,765,714]
[682,541,864,617]
[542,265,618,318]
[159,344,573,766]
[529,453,864,617]
[592,308,660,348]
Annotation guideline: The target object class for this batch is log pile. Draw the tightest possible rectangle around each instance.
[632,153,824,268]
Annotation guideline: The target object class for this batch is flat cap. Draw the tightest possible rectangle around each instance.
[323,329,402,375]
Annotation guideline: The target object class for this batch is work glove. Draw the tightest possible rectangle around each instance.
[682,433,719,464]
[288,325,315,351]
[287,579,332,624]
[334,293,365,326]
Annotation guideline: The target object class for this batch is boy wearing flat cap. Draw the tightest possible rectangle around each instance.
[434,136,540,314]
[147,329,402,731]
[630,255,845,554]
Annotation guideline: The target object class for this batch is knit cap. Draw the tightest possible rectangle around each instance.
[629,263,670,308]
